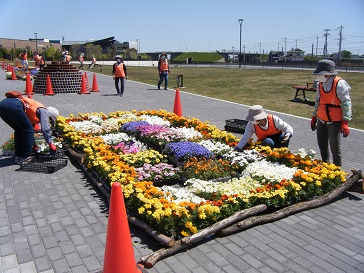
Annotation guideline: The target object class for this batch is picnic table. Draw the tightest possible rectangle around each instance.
[291,82,317,101]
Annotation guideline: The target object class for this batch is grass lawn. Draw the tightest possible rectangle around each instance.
[90,65,364,130]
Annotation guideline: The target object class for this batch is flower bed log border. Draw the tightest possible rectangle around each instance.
[63,141,362,268]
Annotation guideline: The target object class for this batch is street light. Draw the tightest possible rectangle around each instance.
[34,33,38,53]
[238,19,243,69]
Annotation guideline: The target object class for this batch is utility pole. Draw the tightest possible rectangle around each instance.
[323,29,330,59]
[238,19,244,68]
[278,42,279,52]
[283,38,287,63]
[295,39,298,61]
[316,36,319,58]
[258,42,261,63]
[311,43,314,64]
[338,25,344,64]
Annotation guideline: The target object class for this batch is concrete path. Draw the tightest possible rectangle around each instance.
[0,68,363,273]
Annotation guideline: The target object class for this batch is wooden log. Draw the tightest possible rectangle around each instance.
[128,216,175,247]
[182,204,267,245]
[64,143,176,247]
[218,170,362,236]
[140,204,267,267]
[62,141,84,164]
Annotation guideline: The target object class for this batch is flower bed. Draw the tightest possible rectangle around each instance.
[57,109,348,238]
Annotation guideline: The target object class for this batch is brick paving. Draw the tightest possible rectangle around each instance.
[0,68,363,273]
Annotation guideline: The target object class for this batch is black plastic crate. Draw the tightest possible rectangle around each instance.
[19,154,68,174]
[224,119,249,134]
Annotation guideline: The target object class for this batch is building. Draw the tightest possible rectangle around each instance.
[0,37,62,53]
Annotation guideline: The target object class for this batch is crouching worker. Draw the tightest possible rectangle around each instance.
[234,105,293,152]
[0,91,59,164]
[21,95,59,155]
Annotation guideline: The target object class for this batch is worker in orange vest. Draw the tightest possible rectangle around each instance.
[62,51,72,64]
[112,55,128,96]
[0,91,59,164]
[78,53,84,69]
[234,105,293,151]
[310,59,352,166]
[20,50,28,71]
[157,52,170,90]
[38,54,45,70]
[89,56,97,69]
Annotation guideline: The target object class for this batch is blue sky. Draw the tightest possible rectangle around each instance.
[1,0,363,55]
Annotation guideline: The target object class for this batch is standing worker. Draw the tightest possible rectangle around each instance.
[310,59,352,167]
[234,105,293,151]
[78,53,84,69]
[112,55,127,97]
[38,54,45,70]
[20,50,28,72]
[157,52,170,90]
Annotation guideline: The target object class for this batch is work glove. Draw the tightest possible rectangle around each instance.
[233,146,242,152]
[49,143,57,155]
[310,116,317,131]
[281,133,291,143]
[33,144,41,154]
[340,120,350,137]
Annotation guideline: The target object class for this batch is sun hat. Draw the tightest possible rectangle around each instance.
[245,105,267,121]
[115,55,122,60]
[312,59,338,75]
[47,107,59,124]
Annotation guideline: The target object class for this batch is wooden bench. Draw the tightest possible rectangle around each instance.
[291,82,317,101]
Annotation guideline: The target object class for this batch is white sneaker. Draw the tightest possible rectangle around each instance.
[20,156,35,165]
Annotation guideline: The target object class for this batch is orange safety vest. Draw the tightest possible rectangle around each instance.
[22,53,27,60]
[92,57,96,63]
[79,55,84,62]
[316,76,343,122]
[114,63,125,78]
[19,97,46,124]
[39,57,45,66]
[159,59,169,71]
[254,114,282,141]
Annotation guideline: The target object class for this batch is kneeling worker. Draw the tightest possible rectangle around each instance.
[234,105,293,152]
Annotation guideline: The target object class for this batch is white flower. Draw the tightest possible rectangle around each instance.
[159,185,207,204]
[199,140,232,155]
[241,160,297,183]
[139,115,171,127]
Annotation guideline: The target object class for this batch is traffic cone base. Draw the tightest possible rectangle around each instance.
[11,67,17,80]
[79,74,90,94]
[44,74,55,96]
[90,73,100,92]
[24,73,33,95]
[103,183,141,273]
[173,88,183,116]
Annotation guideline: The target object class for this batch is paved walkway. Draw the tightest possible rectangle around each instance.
[0,68,363,273]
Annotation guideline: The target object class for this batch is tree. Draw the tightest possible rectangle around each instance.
[341,50,352,58]
[45,46,62,61]
[86,44,102,59]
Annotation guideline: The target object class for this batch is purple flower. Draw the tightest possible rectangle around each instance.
[164,142,213,161]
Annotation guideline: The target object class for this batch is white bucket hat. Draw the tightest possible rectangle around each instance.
[245,105,267,121]
[47,107,59,124]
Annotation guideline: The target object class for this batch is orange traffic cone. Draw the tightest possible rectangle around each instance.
[90,73,100,92]
[103,183,142,273]
[1,62,4,70]
[44,74,55,96]
[173,88,183,116]
[11,66,17,80]
[79,74,90,94]
[34,123,41,132]
[84,72,89,84]
[7,64,11,72]
[24,73,33,95]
